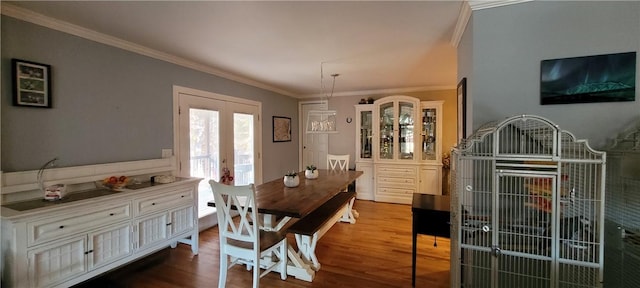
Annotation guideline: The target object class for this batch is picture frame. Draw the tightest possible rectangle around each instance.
[12,59,52,108]
[540,52,636,105]
[457,77,467,144]
[273,116,292,142]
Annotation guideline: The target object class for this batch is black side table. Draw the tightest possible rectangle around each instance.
[412,194,450,287]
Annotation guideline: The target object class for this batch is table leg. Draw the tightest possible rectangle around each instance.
[260,214,316,282]
[261,214,291,231]
[412,216,417,287]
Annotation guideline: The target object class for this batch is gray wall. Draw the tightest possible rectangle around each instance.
[459,1,640,149]
[1,16,299,182]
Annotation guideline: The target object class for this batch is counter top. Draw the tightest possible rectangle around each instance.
[1,177,201,219]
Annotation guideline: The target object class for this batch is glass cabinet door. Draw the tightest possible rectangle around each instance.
[398,101,414,160]
[421,107,437,160]
[379,102,394,160]
[359,109,372,159]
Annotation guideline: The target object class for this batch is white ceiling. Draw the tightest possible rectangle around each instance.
[6,1,465,98]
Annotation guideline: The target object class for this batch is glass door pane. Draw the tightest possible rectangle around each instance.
[189,108,219,216]
[379,102,394,160]
[233,113,254,185]
[422,108,437,160]
[360,110,372,159]
[398,101,414,160]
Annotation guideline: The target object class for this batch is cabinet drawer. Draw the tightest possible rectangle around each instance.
[376,166,417,177]
[28,203,131,247]
[377,176,416,186]
[134,187,194,216]
[377,186,416,196]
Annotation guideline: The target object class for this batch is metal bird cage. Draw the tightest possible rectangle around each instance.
[604,121,640,288]
[450,115,606,288]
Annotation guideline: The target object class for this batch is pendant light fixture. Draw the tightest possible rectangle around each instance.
[306,63,339,134]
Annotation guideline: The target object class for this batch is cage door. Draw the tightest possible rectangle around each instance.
[494,172,557,287]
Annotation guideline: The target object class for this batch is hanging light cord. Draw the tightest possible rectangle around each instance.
[320,62,339,100]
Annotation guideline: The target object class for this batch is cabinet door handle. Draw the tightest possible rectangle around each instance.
[109,213,115,216]
[151,203,156,206]
[59,225,64,229]
[84,250,94,255]
[166,223,172,226]
[181,195,185,198]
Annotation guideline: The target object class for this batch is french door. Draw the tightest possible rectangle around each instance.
[175,88,261,229]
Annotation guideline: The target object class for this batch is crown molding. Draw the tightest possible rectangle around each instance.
[451,1,472,48]
[299,85,456,99]
[0,3,296,97]
[451,0,534,47]
[468,0,534,11]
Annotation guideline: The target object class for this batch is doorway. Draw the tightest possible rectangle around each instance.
[299,101,329,169]
[174,86,262,230]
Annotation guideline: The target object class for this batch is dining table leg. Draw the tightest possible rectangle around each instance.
[259,214,316,282]
[261,214,291,231]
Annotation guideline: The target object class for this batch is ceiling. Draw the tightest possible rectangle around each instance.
[5,1,465,98]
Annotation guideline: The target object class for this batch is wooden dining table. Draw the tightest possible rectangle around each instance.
[207,169,363,281]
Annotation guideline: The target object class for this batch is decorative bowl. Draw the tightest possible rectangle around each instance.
[98,176,130,191]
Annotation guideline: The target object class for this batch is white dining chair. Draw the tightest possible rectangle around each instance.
[326,154,358,223]
[327,154,350,171]
[209,180,287,288]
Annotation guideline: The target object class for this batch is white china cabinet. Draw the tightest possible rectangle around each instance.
[418,101,443,197]
[354,104,374,200]
[354,95,442,204]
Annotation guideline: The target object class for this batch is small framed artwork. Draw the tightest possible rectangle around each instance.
[12,59,52,108]
[457,77,467,144]
[273,116,292,142]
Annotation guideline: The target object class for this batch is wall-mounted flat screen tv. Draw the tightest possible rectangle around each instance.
[540,52,636,105]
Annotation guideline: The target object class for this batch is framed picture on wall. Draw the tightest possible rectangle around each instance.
[273,116,292,142]
[12,59,52,108]
[540,52,636,105]
[457,77,467,144]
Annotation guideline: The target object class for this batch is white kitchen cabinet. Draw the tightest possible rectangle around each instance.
[27,236,87,288]
[88,223,132,270]
[135,205,194,251]
[27,221,134,288]
[355,162,374,200]
[419,166,442,196]
[375,164,419,204]
[1,177,200,288]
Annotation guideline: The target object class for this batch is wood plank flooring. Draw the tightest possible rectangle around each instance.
[77,200,451,288]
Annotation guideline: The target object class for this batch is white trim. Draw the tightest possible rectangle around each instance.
[451,0,534,47]
[298,100,328,170]
[0,3,295,98]
[298,85,456,99]
[172,85,263,184]
[469,0,534,11]
[173,85,261,107]
[451,1,472,48]
[1,158,174,194]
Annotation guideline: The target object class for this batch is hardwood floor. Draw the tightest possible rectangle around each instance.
[78,200,451,288]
